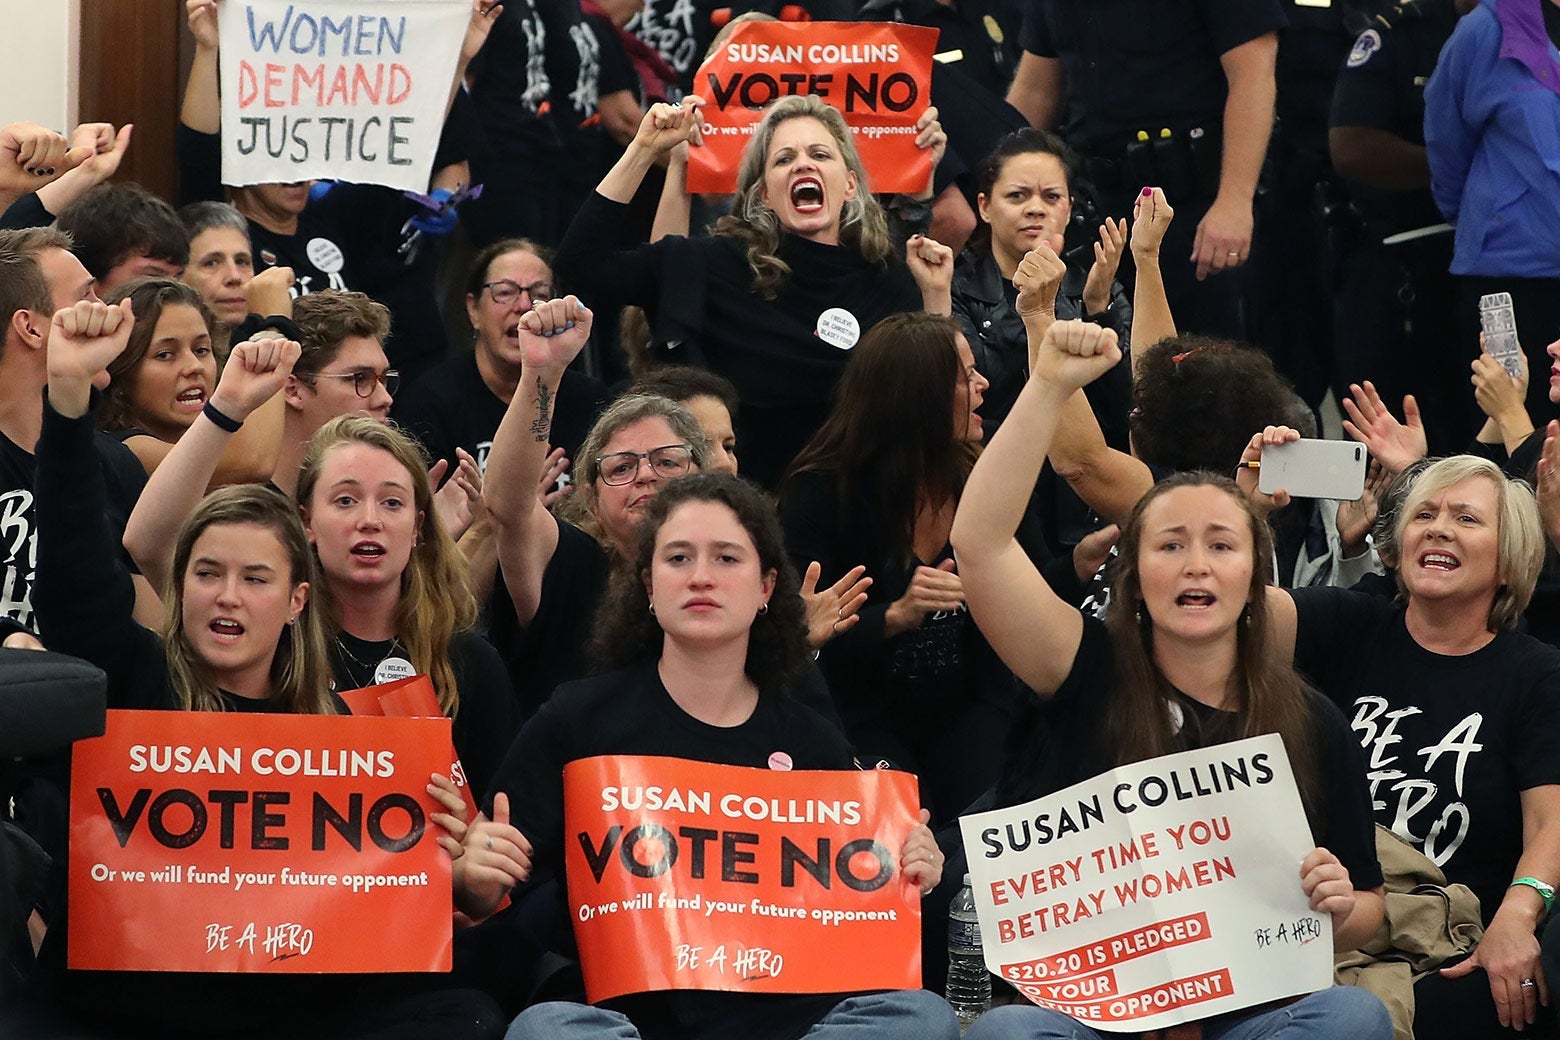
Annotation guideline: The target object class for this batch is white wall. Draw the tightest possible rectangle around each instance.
[0,0,80,131]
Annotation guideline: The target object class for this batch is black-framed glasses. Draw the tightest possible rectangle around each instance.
[596,444,694,486]
[302,368,400,398]
[480,279,553,307]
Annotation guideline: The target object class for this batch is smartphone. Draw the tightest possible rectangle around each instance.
[1258,439,1367,501]
[1479,291,1523,379]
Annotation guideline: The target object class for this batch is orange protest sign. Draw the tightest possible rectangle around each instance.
[69,709,454,973]
[563,755,922,1002]
[340,674,477,821]
[686,22,938,195]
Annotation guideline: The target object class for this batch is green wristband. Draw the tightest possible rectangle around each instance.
[1510,876,1555,917]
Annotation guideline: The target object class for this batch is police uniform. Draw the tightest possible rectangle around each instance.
[1329,0,1466,452]
[1247,0,1356,412]
[1017,0,1286,340]
[857,0,1021,98]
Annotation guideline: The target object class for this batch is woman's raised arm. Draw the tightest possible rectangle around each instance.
[485,297,593,627]
[122,338,298,591]
[952,294,1122,696]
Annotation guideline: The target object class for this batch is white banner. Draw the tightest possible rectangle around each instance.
[219,0,468,192]
[959,734,1332,1032]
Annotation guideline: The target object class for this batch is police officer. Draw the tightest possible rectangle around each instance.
[1004,0,1287,340]
[856,0,1021,98]
[1246,0,1356,411]
[1329,0,1470,453]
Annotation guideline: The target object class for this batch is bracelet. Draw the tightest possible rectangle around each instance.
[1510,876,1555,918]
[202,401,244,433]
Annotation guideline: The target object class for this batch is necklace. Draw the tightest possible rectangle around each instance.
[334,634,404,674]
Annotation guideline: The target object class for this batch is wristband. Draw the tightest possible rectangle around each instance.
[202,401,244,433]
[1510,876,1555,918]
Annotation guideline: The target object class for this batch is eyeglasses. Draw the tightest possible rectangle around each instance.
[480,279,553,307]
[302,368,400,398]
[596,444,694,486]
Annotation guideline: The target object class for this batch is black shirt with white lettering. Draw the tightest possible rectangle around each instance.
[0,424,145,633]
[1292,586,1560,920]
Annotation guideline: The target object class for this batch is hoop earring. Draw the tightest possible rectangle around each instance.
[648,602,656,616]
[757,603,768,616]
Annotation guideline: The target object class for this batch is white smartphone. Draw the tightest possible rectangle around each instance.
[1258,439,1367,501]
[1479,291,1523,379]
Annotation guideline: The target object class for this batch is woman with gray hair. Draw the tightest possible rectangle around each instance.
[483,295,710,719]
[1259,443,1560,1039]
[553,93,949,488]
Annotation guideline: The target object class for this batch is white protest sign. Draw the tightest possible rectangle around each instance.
[959,734,1332,1032]
[219,0,469,192]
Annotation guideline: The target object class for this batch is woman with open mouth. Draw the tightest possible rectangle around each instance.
[779,311,1008,826]
[25,299,502,1038]
[949,308,1391,1040]
[96,277,280,489]
[111,350,520,806]
[1262,448,1560,1040]
[553,93,951,489]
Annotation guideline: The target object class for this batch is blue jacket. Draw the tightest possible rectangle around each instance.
[1424,0,1560,277]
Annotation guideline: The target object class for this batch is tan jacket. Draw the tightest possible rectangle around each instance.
[1334,825,1485,1040]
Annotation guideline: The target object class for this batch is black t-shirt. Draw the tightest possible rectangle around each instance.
[0,425,146,633]
[486,661,860,1040]
[1291,586,1560,920]
[330,629,520,799]
[487,520,612,721]
[1327,0,1457,230]
[996,616,1382,893]
[390,351,610,474]
[1019,0,1288,150]
[554,192,924,488]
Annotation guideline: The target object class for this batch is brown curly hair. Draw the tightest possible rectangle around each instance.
[589,473,809,695]
[1129,335,1299,475]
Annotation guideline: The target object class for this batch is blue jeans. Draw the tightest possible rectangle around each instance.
[506,991,958,1040]
[963,987,1391,1040]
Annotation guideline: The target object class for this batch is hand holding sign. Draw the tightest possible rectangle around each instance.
[427,772,473,850]
[1298,847,1355,935]
[451,792,533,919]
[187,0,221,50]
[901,809,944,896]
[461,0,504,63]
[912,106,946,198]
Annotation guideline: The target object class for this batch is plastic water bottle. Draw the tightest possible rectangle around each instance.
[947,874,991,1026]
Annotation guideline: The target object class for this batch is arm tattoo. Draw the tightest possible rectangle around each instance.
[529,378,552,442]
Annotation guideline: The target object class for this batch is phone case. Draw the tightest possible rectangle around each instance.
[1258,440,1368,501]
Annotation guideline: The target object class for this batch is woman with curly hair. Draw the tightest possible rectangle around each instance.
[457,472,958,1040]
[553,94,951,487]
